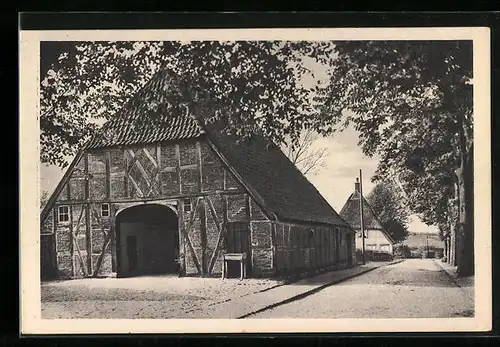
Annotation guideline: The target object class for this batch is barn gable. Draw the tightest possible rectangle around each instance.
[204,122,350,228]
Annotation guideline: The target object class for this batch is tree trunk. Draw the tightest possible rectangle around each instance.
[448,201,458,266]
[450,226,457,266]
[446,237,451,264]
[455,147,474,277]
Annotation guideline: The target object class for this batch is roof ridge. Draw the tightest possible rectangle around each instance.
[198,110,350,227]
[192,103,347,226]
[278,150,352,228]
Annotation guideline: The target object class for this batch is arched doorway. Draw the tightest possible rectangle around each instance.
[116,204,179,277]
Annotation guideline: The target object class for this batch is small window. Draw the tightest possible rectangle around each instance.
[58,205,69,223]
[357,230,368,238]
[101,203,110,217]
[309,229,314,239]
[183,198,192,213]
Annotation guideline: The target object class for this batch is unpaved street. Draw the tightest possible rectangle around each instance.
[249,259,474,318]
[41,276,284,319]
[41,259,474,319]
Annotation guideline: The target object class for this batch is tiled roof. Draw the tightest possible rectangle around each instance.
[86,68,350,228]
[87,69,204,149]
[205,122,351,228]
[339,190,386,231]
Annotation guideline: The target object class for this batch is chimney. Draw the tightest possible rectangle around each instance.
[355,177,360,193]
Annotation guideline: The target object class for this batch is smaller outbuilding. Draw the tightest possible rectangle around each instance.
[339,180,396,262]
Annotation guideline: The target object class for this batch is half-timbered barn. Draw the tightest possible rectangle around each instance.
[340,180,396,260]
[40,69,356,281]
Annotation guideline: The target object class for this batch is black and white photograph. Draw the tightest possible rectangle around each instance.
[20,26,491,334]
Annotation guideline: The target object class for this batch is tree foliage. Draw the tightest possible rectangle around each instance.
[366,180,410,243]
[394,244,412,259]
[315,40,473,276]
[40,41,331,167]
[315,40,472,177]
[41,40,474,276]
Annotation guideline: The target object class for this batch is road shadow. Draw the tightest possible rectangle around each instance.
[452,309,475,317]
[338,265,473,288]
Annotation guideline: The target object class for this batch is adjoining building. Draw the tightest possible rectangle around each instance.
[339,180,396,262]
[40,69,356,281]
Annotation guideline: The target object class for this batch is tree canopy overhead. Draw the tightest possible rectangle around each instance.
[40,40,331,167]
[314,40,473,276]
[40,39,475,276]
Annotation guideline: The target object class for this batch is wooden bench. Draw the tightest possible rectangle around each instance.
[221,253,247,280]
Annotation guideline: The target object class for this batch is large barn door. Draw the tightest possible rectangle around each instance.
[116,204,179,277]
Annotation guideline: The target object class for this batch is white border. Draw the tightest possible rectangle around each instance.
[20,27,491,334]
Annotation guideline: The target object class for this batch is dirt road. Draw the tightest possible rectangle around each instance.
[248,259,474,318]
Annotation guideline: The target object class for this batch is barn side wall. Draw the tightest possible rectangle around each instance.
[273,222,356,277]
[248,198,274,277]
[44,137,274,279]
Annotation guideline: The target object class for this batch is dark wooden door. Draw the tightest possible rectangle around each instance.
[226,222,249,253]
[225,222,251,277]
[41,234,56,280]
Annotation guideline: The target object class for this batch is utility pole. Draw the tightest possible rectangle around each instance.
[359,169,366,265]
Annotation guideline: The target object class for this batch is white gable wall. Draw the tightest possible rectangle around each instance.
[355,228,393,254]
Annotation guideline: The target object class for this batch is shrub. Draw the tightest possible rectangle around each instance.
[394,245,411,258]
